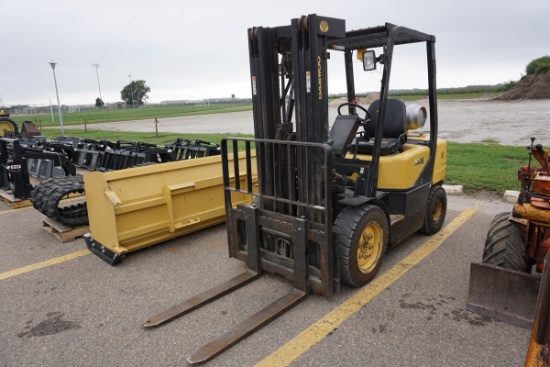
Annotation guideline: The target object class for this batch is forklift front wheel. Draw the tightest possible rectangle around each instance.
[335,204,388,287]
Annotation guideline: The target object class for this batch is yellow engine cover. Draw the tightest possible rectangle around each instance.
[348,139,447,190]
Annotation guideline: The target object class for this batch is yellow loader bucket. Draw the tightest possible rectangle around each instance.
[83,151,256,264]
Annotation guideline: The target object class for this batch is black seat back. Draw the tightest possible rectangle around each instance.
[353,99,407,156]
[364,99,406,138]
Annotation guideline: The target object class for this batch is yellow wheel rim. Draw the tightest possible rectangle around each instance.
[357,221,383,274]
[432,201,442,223]
[0,120,15,137]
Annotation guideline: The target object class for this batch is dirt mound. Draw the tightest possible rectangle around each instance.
[328,93,380,107]
[328,97,348,107]
[357,93,380,105]
[496,71,550,100]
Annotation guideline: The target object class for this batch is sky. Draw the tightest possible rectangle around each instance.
[2,0,549,107]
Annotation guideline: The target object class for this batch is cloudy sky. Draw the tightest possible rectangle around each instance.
[2,0,548,107]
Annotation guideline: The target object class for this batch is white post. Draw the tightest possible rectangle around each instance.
[49,99,55,123]
[49,61,64,134]
[93,63,103,106]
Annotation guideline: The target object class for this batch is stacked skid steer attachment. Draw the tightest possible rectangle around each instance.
[0,138,33,199]
[1,137,76,199]
[83,151,257,265]
[165,138,220,160]
[29,137,220,228]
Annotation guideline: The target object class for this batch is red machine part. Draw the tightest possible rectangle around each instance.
[513,169,550,273]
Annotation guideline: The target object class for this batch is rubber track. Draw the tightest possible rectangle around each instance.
[482,212,527,271]
[31,176,88,227]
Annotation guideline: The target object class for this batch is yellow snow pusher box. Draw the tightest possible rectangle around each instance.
[83,150,257,265]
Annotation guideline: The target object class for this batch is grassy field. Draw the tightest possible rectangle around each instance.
[13,101,252,128]
[446,142,527,194]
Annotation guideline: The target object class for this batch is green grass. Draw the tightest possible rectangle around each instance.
[446,142,528,195]
[14,102,252,128]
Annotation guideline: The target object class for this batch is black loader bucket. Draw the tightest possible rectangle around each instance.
[466,262,541,329]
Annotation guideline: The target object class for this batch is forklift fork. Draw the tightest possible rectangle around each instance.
[143,204,311,364]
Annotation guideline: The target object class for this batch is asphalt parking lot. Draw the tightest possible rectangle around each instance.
[3,99,547,366]
[0,190,531,367]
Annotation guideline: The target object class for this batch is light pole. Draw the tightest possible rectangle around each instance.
[92,63,103,107]
[49,61,64,134]
[128,74,135,107]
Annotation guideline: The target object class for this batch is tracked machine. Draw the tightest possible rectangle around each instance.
[144,14,447,364]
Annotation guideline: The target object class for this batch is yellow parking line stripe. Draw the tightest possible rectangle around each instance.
[0,206,33,215]
[0,249,90,281]
[255,206,478,367]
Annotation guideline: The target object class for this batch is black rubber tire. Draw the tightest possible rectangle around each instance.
[334,204,388,287]
[482,212,528,272]
[420,185,447,235]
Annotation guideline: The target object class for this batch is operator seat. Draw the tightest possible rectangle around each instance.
[353,98,407,156]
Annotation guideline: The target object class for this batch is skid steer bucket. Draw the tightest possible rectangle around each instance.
[466,262,541,329]
[83,151,256,265]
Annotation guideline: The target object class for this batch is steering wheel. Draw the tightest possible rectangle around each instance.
[337,102,371,124]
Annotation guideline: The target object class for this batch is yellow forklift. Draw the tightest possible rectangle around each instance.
[144,14,447,364]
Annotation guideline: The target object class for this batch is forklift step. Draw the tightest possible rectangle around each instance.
[390,214,405,225]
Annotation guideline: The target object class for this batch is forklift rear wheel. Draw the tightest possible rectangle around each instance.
[420,185,447,235]
[335,204,388,287]
[482,212,529,272]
